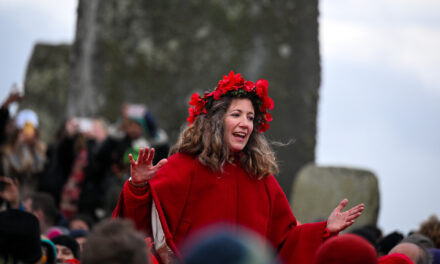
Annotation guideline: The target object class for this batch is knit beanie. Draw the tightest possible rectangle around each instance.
[378,253,414,264]
[51,235,79,259]
[41,239,57,264]
[70,229,89,239]
[314,234,378,264]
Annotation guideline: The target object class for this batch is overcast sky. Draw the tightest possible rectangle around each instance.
[317,0,440,234]
[1,0,439,235]
[0,0,77,101]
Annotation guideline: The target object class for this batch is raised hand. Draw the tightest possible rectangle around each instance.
[129,147,167,185]
[326,199,364,234]
[0,176,20,209]
[2,91,22,109]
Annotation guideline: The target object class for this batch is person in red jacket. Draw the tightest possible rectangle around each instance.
[113,71,364,264]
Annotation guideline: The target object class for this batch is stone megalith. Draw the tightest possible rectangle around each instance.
[22,44,71,142]
[67,0,321,196]
[290,164,380,231]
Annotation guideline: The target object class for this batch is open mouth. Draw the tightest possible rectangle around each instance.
[233,132,247,139]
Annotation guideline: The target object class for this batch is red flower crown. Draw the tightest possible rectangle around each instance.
[187,71,274,133]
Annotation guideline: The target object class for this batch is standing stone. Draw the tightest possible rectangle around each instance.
[22,44,71,142]
[290,164,380,231]
[68,0,100,117]
[67,0,321,195]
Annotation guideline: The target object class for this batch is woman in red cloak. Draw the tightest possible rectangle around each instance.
[112,71,364,264]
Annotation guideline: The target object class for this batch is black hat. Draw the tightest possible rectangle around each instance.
[69,229,89,239]
[377,231,404,255]
[51,235,79,258]
[0,209,42,263]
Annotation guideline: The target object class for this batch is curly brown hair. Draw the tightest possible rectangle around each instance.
[418,214,440,248]
[170,95,278,178]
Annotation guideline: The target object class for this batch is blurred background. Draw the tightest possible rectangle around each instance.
[0,0,439,236]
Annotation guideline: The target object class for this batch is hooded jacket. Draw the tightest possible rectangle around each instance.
[113,152,329,264]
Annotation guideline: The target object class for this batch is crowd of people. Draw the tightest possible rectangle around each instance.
[0,90,169,263]
[0,71,439,264]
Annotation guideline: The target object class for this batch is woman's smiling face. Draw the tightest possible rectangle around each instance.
[223,98,255,152]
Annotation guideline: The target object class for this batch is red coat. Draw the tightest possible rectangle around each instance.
[113,152,329,264]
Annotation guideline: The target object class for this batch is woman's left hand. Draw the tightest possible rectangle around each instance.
[326,198,364,234]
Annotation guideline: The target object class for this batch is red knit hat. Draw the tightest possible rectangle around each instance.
[378,253,414,264]
[314,234,378,264]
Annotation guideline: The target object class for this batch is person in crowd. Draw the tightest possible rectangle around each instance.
[428,248,440,264]
[0,90,22,146]
[27,192,68,236]
[0,163,21,210]
[181,224,276,264]
[141,107,170,165]
[402,233,435,249]
[112,71,364,263]
[2,109,46,199]
[69,229,89,256]
[40,118,80,208]
[378,253,414,264]
[41,117,108,220]
[418,214,440,249]
[388,241,431,264]
[313,233,378,264]
[350,225,382,249]
[75,117,111,220]
[69,213,94,231]
[1,153,61,262]
[51,235,80,263]
[0,209,42,263]
[81,218,151,264]
[78,106,152,220]
[58,117,99,220]
[40,238,57,264]
[377,231,405,257]
[68,212,93,254]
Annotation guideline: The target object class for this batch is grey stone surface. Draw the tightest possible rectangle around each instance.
[290,164,380,231]
[22,43,71,142]
[67,0,320,195]
[22,0,320,195]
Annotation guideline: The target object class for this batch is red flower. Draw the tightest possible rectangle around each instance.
[187,107,196,124]
[189,93,202,106]
[255,79,268,97]
[213,89,222,100]
[245,81,255,92]
[265,112,273,122]
[259,122,270,133]
[187,71,274,133]
[218,71,248,93]
[262,95,274,111]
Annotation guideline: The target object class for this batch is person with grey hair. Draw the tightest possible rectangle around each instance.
[388,240,432,264]
[402,233,435,249]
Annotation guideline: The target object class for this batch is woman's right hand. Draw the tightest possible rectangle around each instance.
[129,147,167,185]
